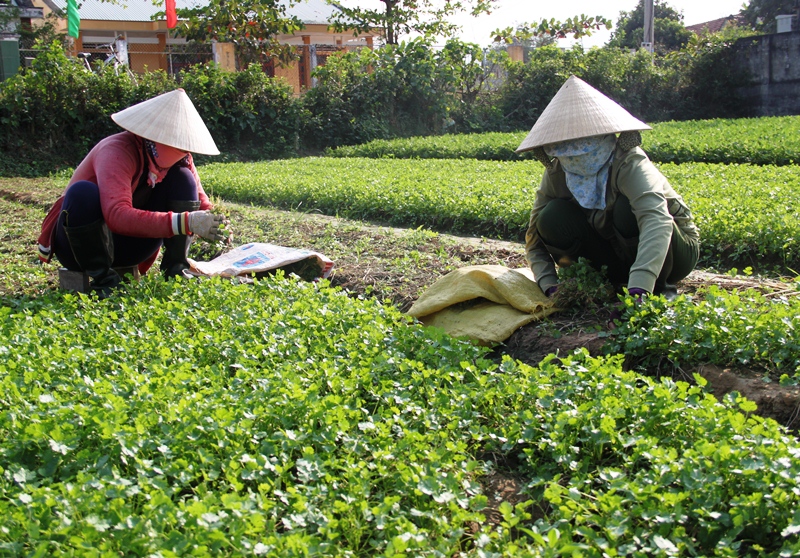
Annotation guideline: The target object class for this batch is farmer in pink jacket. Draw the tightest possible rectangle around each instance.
[37,89,225,296]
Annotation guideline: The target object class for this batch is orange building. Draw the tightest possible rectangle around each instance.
[35,0,375,92]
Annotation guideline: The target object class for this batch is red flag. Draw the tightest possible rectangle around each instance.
[166,0,177,29]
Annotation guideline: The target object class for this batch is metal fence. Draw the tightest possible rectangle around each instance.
[15,35,212,77]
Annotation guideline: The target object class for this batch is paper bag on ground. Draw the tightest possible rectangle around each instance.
[189,242,334,280]
[407,265,556,346]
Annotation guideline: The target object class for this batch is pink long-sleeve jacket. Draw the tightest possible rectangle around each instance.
[37,131,212,273]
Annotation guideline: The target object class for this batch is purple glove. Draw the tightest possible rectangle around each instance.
[627,287,648,303]
[609,288,649,327]
[544,286,558,298]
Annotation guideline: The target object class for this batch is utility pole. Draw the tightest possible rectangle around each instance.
[642,0,654,53]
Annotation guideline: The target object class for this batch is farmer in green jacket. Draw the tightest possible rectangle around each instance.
[516,75,700,300]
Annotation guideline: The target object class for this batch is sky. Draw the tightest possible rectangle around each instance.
[337,0,748,48]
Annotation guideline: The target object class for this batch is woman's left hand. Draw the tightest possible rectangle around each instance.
[608,288,648,329]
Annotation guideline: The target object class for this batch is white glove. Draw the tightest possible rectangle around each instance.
[188,211,224,242]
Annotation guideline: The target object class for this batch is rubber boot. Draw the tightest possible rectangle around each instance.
[63,219,120,298]
[161,200,200,279]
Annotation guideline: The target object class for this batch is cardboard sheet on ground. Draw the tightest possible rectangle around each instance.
[188,243,334,279]
[407,265,557,346]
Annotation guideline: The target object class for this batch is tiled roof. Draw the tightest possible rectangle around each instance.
[46,0,341,24]
[686,14,746,35]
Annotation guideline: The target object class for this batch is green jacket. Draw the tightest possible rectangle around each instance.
[525,146,700,293]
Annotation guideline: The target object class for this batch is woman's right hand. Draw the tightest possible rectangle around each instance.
[188,210,224,241]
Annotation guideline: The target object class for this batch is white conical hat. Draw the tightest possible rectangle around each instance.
[516,75,651,153]
[111,89,220,155]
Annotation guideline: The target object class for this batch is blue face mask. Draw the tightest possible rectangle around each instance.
[544,134,617,210]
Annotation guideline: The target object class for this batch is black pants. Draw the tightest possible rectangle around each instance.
[53,166,199,270]
[536,196,699,290]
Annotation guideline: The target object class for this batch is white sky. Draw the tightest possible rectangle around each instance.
[337,0,748,48]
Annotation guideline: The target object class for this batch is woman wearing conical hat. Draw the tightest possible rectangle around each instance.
[37,89,226,296]
[517,75,700,303]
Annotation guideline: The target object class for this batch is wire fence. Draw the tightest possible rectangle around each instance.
[16,35,212,77]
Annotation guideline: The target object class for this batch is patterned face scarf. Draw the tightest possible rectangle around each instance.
[145,140,190,187]
[544,134,617,210]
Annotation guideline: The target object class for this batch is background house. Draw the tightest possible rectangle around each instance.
[1,0,44,79]
[685,14,747,36]
[32,0,374,92]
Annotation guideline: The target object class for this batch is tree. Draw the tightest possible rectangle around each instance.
[741,0,798,33]
[172,0,304,67]
[608,0,692,54]
[491,15,612,46]
[327,0,498,45]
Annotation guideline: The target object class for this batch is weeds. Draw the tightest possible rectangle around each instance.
[551,258,616,313]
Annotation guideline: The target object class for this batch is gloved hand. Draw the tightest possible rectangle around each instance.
[608,288,649,327]
[627,287,648,303]
[544,285,559,298]
[187,211,224,242]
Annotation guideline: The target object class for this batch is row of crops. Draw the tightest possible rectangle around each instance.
[200,157,800,273]
[326,115,800,166]
[3,115,800,555]
[3,277,800,556]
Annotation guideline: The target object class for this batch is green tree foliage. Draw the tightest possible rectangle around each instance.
[173,0,304,67]
[0,29,761,169]
[486,45,583,130]
[481,45,685,131]
[300,38,496,147]
[178,63,301,161]
[0,41,298,174]
[741,0,797,32]
[491,14,612,44]
[327,0,497,45]
[608,0,692,54]
[674,26,758,120]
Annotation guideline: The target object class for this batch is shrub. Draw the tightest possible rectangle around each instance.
[0,42,302,175]
[300,38,494,149]
[299,46,393,150]
[179,63,301,162]
[675,27,758,120]
[486,45,582,132]
[0,41,158,174]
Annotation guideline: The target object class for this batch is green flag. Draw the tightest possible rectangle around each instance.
[66,0,80,39]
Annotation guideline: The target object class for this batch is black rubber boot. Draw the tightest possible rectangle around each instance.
[161,200,200,279]
[63,219,121,298]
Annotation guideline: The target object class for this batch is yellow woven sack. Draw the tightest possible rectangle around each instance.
[407,265,557,346]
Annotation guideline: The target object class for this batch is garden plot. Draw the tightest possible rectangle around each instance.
[3,122,800,553]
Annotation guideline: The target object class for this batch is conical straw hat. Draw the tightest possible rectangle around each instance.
[111,89,220,155]
[516,75,651,153]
